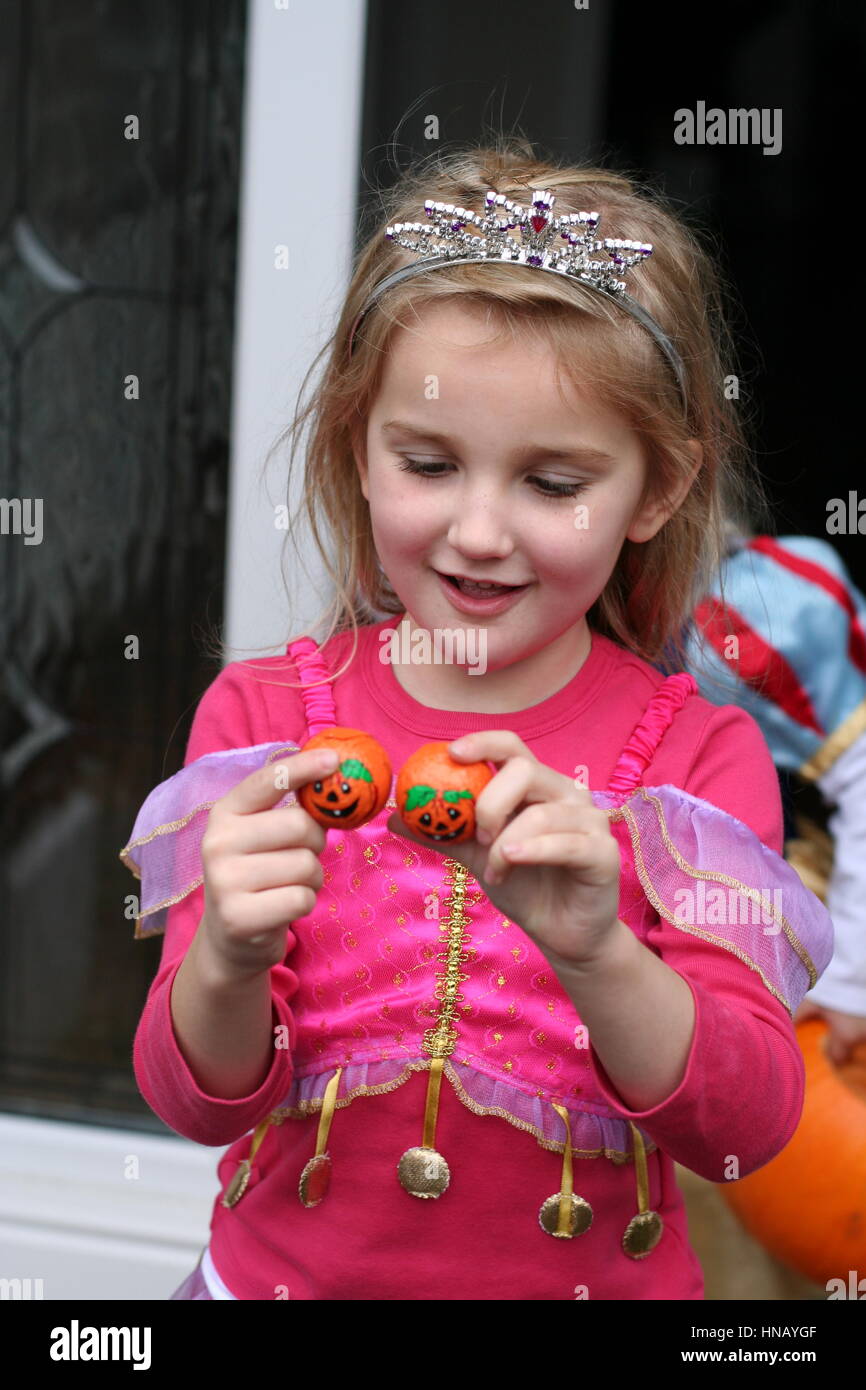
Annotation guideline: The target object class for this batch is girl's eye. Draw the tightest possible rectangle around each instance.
[395,456,588,500]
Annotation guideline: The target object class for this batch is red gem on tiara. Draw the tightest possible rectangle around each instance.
[530,214,548,234]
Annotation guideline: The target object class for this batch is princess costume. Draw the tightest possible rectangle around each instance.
[121,622,833,1300]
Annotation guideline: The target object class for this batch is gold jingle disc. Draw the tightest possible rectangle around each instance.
[538,1192,594,1238]
[298,1152,332,1208]
[622,1210,664,1258]
[397,1145,450,1198]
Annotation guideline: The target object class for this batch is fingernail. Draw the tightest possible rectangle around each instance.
[475,827,492,846]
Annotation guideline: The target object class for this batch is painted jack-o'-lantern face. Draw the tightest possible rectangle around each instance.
[396,742,493,845]
[297,728,392,831]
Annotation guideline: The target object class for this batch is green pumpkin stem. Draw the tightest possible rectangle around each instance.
[404,783,474,812]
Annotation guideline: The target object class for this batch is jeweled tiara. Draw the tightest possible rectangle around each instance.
[347,188,687,411]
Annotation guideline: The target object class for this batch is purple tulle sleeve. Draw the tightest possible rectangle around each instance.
[119,741,304,938]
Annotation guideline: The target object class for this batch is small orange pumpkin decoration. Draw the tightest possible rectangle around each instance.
[396,741,493,845]
[297,728,392,831]
[721,1018,866,1283]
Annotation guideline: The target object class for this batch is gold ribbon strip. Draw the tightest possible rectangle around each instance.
[298,1066,343,1207]
[553,1101,575,1234]
[221,1116,274,1207]
[621,1120,664,1258]
[631,1119,650,1211]
[538,1102,593,1238]
[397,1056,451,1197]
[422,1055,445,1149]
[315,1066,342,1153]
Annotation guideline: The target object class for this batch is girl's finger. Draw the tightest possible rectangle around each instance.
[483,806,619,878]
[489,823,619,884]
[472,755,558,844]
[220,751,339,815]
[476,773,599,855]
[448,731,527,762]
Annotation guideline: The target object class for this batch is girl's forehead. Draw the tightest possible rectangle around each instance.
[380,316,564,394]
[379,327,602,411]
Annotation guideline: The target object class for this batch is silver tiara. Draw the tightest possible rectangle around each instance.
[348,188,687,411]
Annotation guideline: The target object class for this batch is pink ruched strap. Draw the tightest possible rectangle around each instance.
[606,671,699,797]
[286,636,338,737]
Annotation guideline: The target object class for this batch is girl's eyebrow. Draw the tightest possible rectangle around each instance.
[380,418,616,464]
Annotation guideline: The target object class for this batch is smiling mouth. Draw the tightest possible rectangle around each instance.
[436,571,529,595]
[423,826,465,841]
[313,798,360,819]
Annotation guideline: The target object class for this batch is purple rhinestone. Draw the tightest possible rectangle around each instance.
[528,255,542,266]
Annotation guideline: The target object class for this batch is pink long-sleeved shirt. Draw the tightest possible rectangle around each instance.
[133,620,803,1300]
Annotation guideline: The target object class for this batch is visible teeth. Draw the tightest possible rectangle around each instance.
[455,577,507,592]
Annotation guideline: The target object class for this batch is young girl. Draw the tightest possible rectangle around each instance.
[121,140,833,1301]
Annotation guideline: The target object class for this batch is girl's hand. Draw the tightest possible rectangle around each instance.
[197,748,340,980]
[387,730,622,972]
[794,998,866,1066]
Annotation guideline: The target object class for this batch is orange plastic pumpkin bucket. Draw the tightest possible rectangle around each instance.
[721,1018,866,1284]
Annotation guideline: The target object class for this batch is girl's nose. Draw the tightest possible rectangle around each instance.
[446,489,516,556]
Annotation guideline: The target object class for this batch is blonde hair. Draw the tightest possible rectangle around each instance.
[209,136,774,694]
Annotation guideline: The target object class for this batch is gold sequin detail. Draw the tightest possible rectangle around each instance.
[421,858,472,1059]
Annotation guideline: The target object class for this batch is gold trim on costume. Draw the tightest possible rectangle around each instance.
[131,877,205,938]
[221,1115,274,1207]
[605,786,819,1009]
[119,747,301,866]
[268,1057,656,1163]
[621,1120,664,1257]
[398,858,471,1197]
[799,694,866,782]
[267,847,657,1163]
[442,1058,651,1161]
[537,1101,594,1238]
[298,1065,342,1206]
[120,744,307,933]
[119,799,218,858]
[422,857,472,1059]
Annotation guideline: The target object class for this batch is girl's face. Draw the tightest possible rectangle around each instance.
[354,300,689,711]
